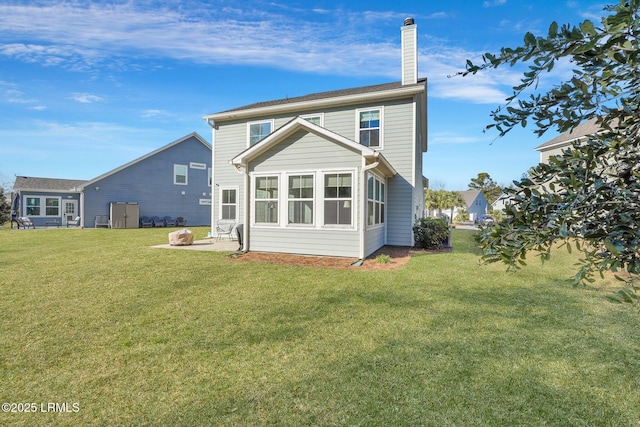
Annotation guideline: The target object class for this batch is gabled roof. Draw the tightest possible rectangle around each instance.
[231,116,397,178]
[535,118,601,151]
[78,132,210,189]
[13,176,87,192]
[458,190,483,208]
[204,78,427,122]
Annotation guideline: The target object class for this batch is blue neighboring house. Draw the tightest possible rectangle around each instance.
[12,133,212,228]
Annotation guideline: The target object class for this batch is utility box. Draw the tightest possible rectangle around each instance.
[110,202,139,229]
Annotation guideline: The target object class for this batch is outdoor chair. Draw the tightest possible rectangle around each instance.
[176,217,186,226]
[16,217,35,229]
[216,219,237,241]
[152,216,165,227]
[163,216,177,227]
[139,216,153,228]
[67,216,81,227]
[95,215,110,228]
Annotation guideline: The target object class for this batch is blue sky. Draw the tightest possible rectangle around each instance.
[0,0,607,190]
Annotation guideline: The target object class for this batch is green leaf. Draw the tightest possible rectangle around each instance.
[524,32,536,46]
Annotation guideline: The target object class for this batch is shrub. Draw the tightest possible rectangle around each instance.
[375,254,391,264]
[413,217,450,249]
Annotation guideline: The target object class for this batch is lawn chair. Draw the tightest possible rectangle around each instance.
[176,217,186,226]
[67,216,81,227]
[216,219,236,241]
[139,216,153,228]
[16,217,35,229]
[152,216,165,227]
[95,215,110,228]
[163,216,177,227]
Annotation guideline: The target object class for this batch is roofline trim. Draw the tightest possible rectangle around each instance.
[204,84,426,122]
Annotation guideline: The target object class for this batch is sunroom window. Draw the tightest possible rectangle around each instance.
[324,173,352,225]
[255,176,278,223]
[288,174,314,224]
[367,175,385,226]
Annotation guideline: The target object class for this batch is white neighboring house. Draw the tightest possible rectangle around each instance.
[492,192,513,213]
[535,118,602,163]
[203,18,428,259]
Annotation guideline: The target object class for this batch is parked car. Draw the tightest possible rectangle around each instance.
[475,214,495,226]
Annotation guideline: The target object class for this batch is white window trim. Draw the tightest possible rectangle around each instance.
[252,174,280,226]
[286,172,316,227]
[366,172,386,230]
[24,195,62,217]
[355,106,384,149]
[301,113,324,127]
[247,119,275,148]
[249,169,357,230]
[219,186,239,222]
[208,168,212,187]
[174,164,188,185]
[321,170,355,229]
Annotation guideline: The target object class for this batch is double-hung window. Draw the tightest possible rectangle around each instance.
[358,108,382,148]
[25,196,60,216]
[324,173,352,225]
[220,188,237,221]
[248,120,273,146]
[367,175,385,226]
[255,176,279,224]
[174,164,188,185]
[26,197,41,216]
[288,175,314,224]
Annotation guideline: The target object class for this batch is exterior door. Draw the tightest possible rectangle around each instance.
[62,200,78,225]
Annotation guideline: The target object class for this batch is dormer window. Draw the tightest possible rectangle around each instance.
[357,108,382,148]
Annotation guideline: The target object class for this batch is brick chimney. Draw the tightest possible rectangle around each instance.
[401,17,417,85]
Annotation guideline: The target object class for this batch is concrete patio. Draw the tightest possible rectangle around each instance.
[152,237,240,252]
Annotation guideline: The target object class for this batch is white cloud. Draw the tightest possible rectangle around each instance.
[141,109,171,118]
[0,1,557,106]
[429,132,488,145]
[69,93,104,103]
[483,0,507,7]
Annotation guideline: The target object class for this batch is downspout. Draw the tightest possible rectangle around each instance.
[206,118,216,236]
[79,189,85,228]
[233,163,249,253]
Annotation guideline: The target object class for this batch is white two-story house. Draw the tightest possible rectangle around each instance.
[204,18,427,259]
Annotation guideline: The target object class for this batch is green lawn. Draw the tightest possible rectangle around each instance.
[1,227,639,426]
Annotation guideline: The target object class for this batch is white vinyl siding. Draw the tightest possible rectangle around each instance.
[210,90,423,254]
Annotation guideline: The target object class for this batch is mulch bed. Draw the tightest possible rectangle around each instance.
[229,245,451,271]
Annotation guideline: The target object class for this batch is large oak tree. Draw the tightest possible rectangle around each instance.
[461,0,640,292]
